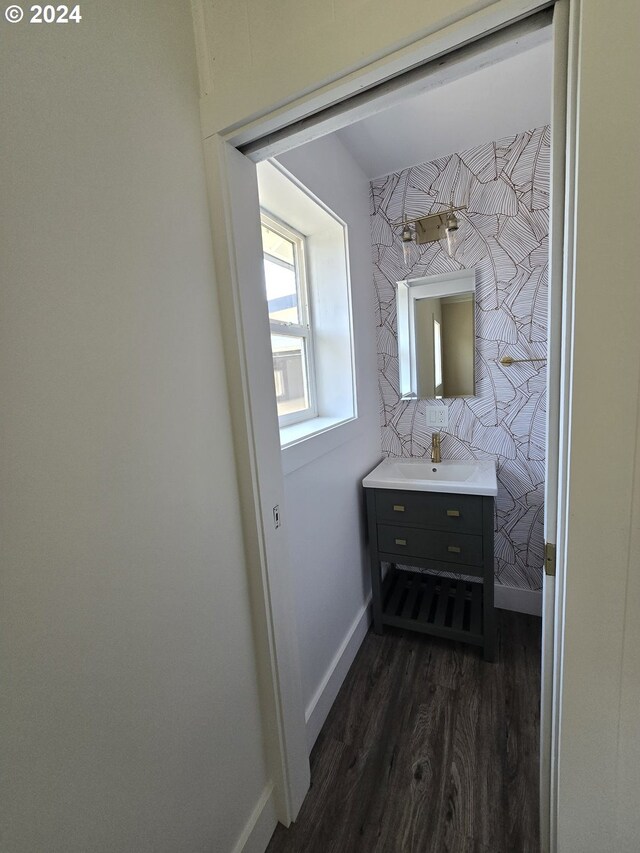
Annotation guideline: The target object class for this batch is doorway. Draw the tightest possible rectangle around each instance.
[204,5,569,852]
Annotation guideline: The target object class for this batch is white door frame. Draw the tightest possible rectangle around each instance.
[202,137,311,825]
[200,0,576,838]
[540,2,578,851]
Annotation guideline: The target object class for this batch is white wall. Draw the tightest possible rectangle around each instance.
[0,4,270,852]
[194,0,512,135]
[276,136,380,749]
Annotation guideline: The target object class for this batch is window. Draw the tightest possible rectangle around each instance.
[257,160,357,454]
[261,214,317,426]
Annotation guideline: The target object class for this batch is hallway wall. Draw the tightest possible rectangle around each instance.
[193,0,514,135]
[0,4,269,851]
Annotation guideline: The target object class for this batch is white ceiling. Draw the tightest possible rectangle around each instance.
[335,40,552,180]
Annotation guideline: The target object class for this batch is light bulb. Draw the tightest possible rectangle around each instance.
[445,212,459,258]
[401,223,413,264]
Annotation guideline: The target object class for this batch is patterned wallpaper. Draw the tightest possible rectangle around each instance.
[370,127,550,591]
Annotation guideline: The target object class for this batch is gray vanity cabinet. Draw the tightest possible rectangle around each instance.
[365,488,495,661]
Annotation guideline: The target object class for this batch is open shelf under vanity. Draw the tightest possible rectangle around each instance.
[381,567,485,648]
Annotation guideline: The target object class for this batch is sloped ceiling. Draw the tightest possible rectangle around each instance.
[336,41,552,180]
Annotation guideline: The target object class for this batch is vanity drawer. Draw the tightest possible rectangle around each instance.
[375,489,482,534]
[377,524,483,567]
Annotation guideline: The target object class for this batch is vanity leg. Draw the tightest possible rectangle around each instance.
[482,495,496,662]
[365,489,384,634]
[371,561,383,634]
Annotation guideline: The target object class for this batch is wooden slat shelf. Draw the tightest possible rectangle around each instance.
[381,568,484,646]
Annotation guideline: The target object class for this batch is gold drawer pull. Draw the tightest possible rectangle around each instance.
[447,545,461,553]
[447,509,460,517]
[395,538,407,546]
[393,504,405,512]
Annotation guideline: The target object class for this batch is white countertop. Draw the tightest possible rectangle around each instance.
[362,457,498,496]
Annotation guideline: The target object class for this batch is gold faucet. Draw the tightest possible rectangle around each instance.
[431,432,441,463]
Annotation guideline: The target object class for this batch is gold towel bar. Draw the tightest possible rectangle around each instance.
[500,355,547,366]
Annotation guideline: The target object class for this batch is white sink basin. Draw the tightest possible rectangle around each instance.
[362,457,497,496]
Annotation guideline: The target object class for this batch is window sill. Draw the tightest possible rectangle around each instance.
[280,415,361,475]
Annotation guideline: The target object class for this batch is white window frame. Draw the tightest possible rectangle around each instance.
[261,211,318,427]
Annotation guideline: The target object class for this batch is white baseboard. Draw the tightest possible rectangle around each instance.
[495,583,542,616]
[231,782,277,853]
[304,597,371,753]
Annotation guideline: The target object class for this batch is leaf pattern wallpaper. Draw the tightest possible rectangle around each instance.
[370,126,550,591]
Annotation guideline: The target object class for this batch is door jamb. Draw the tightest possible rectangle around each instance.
[539,2,575,850]
[547,1,579,850]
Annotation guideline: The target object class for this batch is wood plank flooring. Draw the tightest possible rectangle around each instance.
[267,610,541,853]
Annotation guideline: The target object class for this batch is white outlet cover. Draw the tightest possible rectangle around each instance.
[426,406,448,429]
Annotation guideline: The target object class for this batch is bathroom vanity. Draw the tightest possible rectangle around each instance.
[363,458,497,661]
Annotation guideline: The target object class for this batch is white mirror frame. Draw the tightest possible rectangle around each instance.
[396,267,477,400]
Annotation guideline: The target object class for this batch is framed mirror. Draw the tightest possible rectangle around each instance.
[397,268,476,400]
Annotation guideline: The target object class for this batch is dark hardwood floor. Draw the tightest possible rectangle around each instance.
[267,609,541,853]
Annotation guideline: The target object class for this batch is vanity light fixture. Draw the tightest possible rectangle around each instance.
[396,206,467,261]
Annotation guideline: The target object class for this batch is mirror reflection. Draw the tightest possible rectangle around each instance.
[397,268,476,400]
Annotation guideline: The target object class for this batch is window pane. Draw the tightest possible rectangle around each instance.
[271,334,309,418]
[261,223,294,265]
[263,257,300,324]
